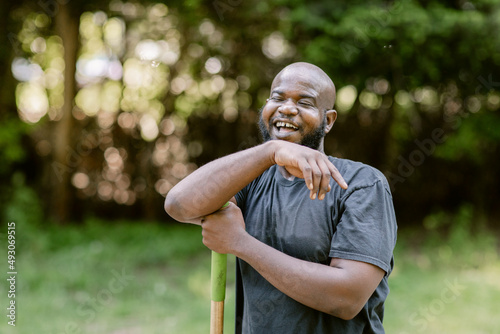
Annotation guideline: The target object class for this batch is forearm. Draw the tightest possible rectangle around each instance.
[234,234,362,320]
[164,141,276,222]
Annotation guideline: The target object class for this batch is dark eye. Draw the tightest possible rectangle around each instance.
[299,101,313,107]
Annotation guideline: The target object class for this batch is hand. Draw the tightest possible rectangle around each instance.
[201,202,247,254]
[271,141,348,200]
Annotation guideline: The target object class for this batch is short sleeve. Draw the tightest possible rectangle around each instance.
[329,180,397,275]
[234,167,272,215]
[235,183,249,214]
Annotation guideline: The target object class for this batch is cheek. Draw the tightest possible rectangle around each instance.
[301,112,322,128]
[261,105,274,124]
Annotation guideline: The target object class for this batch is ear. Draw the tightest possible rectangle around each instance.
[324,109,337,134]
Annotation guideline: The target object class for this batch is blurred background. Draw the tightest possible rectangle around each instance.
[0,0,499,333]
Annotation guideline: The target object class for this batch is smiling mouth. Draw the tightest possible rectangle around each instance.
[274,121,299,132]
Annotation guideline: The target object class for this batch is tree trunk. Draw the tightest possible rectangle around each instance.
[51,3,79,223]
[0,0,18,116]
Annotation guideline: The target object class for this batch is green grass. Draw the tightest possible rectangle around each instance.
[0,218,499,333]
[385,226,500,334]
[0,219,237,334]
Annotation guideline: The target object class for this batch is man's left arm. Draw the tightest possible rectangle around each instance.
[201,202,385,321]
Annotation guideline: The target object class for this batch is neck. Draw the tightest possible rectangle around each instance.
[317,141,325,153]
[278,166,296,180]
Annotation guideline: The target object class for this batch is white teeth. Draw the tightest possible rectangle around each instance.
[276,121,298,130]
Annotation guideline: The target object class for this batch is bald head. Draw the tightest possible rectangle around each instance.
[271,62,336,110]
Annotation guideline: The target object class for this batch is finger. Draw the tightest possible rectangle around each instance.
[298,159,314,192]
[317,160,333,200]
[307,159,325,200]
[327,160,348,189]
[201,225,208,247]
[298,159,320,200]
[309,159,331,200]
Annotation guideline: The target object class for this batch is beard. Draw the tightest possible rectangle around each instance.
[258,106,327,150]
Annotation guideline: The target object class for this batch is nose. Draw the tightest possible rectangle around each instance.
[278,99,298,115]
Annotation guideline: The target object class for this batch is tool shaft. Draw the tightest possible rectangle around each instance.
[210,202,229,334]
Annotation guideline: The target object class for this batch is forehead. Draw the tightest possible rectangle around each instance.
[271,67,326,98]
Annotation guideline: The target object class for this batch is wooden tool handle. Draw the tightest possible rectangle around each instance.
[210,300,224,334]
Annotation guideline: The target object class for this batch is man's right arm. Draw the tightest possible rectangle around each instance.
[164,141,276,224]
[164,140,347,224]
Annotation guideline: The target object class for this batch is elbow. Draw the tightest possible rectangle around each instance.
[335,306,361,321]
[328,302,363,321]
[325,294,366,321]
[164,189,208,223]
[164,191,184,221]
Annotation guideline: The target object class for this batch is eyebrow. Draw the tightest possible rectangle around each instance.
[299,93,316,100]
[271,90,317,100]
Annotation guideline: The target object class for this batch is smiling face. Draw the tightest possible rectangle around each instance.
[259,62,337,151]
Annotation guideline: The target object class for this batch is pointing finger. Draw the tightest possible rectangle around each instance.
[327,160,348,189]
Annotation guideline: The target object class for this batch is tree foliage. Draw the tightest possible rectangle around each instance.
[2,0,500,225]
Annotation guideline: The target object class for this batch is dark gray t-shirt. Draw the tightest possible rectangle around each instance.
[234,157,397,334]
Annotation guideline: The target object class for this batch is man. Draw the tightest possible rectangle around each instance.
[164,62,397,333]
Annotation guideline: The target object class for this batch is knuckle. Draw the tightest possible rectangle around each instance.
[302,165,312,172]
[313,171,322,178]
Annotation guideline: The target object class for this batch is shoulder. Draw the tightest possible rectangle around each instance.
[329,157,391,194]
